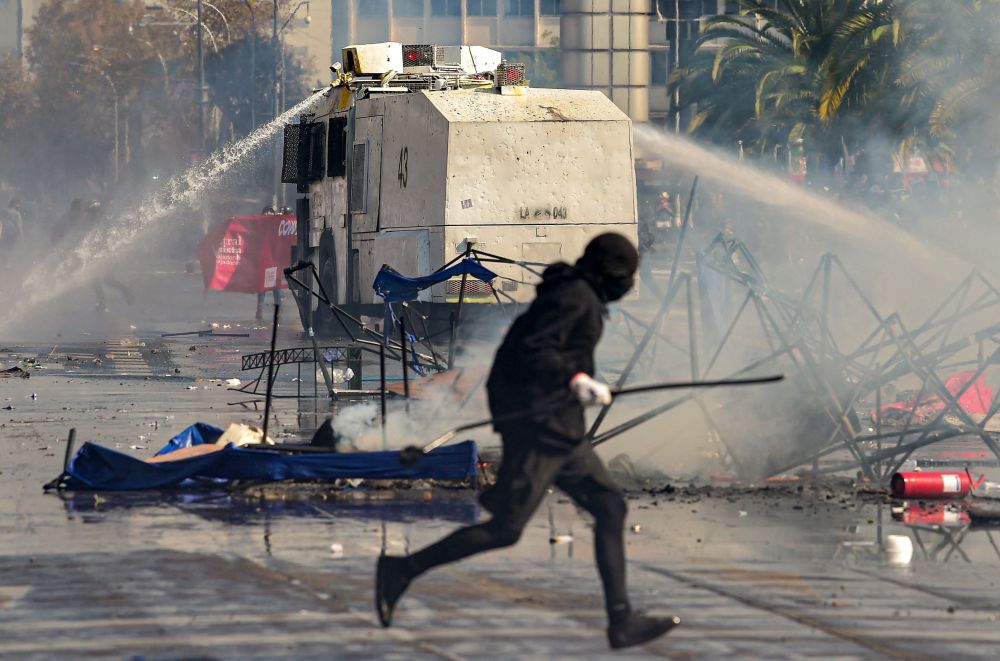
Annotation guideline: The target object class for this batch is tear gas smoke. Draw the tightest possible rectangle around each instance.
[333,402,380,450]
[633,124,987,346]
[338,397,498,453]
[584,126,1000,481]
[331,119,994,479]
[4,81,991,482]
[334,358,496,452]
[633,125,969,285]
[0,89,327,333]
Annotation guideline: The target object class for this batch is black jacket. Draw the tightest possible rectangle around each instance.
[486,263,605,449]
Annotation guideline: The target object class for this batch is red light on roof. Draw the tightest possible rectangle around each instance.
[506,69,519,82]
[406,51,419,62]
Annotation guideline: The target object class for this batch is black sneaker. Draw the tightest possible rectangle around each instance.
[608,611,681,649]
[375,555,411,627]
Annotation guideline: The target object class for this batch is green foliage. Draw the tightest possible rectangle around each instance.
[0,55,33,140]
[205,33,307,140]
[507,31,561,88]
[670,0,1000,171]
[1,0,310,193]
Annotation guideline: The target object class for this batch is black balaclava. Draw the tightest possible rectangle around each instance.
[575,233,639,302]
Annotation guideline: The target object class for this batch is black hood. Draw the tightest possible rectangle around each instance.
[575,233,639,302]
[536,262,578,295]
[536,262,609,310]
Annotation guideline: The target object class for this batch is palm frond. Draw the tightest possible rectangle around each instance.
[929,76,987,134]
[820,54,870,121]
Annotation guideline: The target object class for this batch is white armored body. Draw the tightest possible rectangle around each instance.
[283,42,638,323]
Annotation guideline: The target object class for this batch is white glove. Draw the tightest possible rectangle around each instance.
[569,373,613,406]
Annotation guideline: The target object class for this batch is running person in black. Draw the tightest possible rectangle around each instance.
[375,233,680,650]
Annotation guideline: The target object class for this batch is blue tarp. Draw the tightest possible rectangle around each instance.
[373,259,496,303]
[153,421,222,457]
[61,423,478,491]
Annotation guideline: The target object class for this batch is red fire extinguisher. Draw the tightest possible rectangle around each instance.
[890,470,984,499]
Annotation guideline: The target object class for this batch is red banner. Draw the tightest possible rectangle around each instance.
[198,214,298,293]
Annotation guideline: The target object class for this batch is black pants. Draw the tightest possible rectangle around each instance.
[405,431,630,615]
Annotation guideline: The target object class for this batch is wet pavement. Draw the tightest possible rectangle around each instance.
[3,271,1000,658]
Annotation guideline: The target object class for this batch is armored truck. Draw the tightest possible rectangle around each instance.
[282,42,638,330]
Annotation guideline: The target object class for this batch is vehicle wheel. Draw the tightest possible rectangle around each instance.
[306,236,339,334]
[319,252,338,304]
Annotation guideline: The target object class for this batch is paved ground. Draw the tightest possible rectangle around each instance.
[2,269,1000,659]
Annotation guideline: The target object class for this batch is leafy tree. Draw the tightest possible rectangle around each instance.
[895,0,1000,170]
[206,29,308,145]
[0,55,33,149]
[671,0,906,172]
[532,30,561,88]
[1,0,311,198]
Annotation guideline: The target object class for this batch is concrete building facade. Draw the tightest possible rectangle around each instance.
[0,0,21,59]
[0,0,44,62]
[0,0,44,59]
[283,0,335,89]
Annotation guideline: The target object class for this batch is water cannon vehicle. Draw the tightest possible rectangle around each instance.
[281,41,638,332]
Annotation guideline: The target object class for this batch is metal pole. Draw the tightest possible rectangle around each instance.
[112,92,119,185]
[241,0,257,129]
[63,428,77,471]
[666,176,698,293]
[446,311,457,370]
[448,244,472,368]
[16,0,23,62]
[250,19,256,128]
[380,342,388,450]
[674,0,680,134]
[197,0,206,155]
[272,0,280,209]
[875,361,882,478]
[262,304,280,443]
[400,317,410,401]
[686,274,699,380]
[402,375,785,463]
[280,29,286,208]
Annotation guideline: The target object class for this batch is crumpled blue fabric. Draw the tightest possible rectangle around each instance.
[61,423,478,491]
[373,258,496,303]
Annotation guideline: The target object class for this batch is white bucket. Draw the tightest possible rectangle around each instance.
[885,534,914,566]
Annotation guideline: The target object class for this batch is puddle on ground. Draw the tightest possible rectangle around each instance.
[34,482,1000,574]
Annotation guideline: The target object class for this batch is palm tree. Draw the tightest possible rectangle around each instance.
[896,0,1000,169]
[671,0,904,172]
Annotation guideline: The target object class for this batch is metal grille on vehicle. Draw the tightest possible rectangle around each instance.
[496,62,526,86]
[349,144,367,212]
[280,124,302,184]
[402,45,435,67]
[282,121,326,189]
[446,278,493,296]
